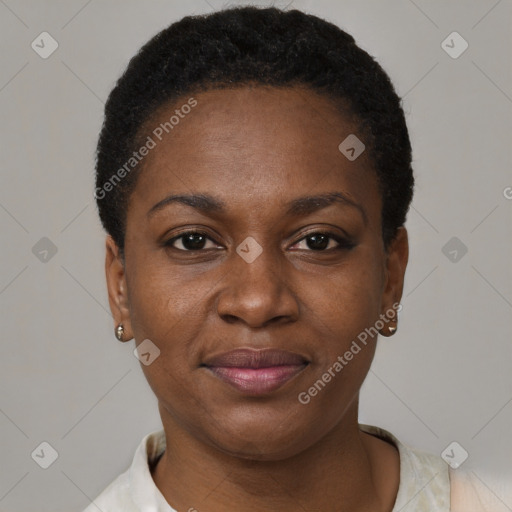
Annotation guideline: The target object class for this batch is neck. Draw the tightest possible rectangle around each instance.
[152,403,398,512]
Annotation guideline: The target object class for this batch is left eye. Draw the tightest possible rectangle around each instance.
[292,232,353,251]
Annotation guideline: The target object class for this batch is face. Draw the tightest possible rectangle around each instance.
[106,85,408,461]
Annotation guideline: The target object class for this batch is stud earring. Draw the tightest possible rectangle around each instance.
[115,324,125,342]
[379,316,398,337]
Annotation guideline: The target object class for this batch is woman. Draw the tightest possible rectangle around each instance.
[85,6,488,511]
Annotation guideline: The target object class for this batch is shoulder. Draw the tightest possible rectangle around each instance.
[450,469,512,512]
[82,470,135,511]
[360,423,450,511]
[81,429,167,512]
[360,424,509,512]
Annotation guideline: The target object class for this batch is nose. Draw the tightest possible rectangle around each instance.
[216,244,299,328]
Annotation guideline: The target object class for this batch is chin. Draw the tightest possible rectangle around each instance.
[214,435,310,462]
[201,409,319,462]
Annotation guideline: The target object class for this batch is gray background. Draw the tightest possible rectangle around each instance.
[0,0,511,510]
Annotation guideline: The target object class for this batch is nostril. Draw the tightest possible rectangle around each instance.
[221,314,239,324]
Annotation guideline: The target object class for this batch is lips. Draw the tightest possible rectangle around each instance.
[203,348,309,395]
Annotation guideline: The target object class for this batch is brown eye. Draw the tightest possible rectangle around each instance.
[304,233,330,250]
[292,232,355,252]
[165,231,219,251]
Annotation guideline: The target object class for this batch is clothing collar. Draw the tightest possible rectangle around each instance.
[359,423,450,510]
[128,424,450,511]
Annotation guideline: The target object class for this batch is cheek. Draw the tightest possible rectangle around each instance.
[296,263,382,419]
[127,258,209,341]
[126,259,219,390]
[303,251,384,338]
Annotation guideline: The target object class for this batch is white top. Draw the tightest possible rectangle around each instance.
[82,424,499,512]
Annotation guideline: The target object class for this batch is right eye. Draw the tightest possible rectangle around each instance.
[164,230,221,251]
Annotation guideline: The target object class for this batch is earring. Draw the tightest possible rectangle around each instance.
[379,317,398,337]
[115,324,125,342]
[387,324,397,336]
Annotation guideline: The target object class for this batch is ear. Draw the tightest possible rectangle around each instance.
[105,235,133,341]
[380,226,409,322]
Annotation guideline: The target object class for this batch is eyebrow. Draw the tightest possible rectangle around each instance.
[147,192,367,225]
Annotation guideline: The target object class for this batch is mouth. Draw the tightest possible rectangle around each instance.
[202,348,309,396]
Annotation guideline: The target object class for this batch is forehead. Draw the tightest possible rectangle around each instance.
[129,85,381,224]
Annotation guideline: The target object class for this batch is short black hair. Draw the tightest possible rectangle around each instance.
[95,6,414,256]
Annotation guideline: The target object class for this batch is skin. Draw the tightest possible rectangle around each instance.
[105,85,408,512]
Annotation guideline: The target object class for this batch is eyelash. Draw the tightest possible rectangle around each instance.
[164,230,355,252]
